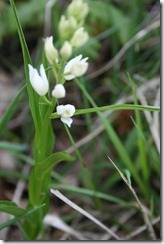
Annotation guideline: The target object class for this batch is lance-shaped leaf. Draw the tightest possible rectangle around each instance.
[35,151,74,174]
[10,0,42,133]
[0,204,45,231]
[0,201,25,216]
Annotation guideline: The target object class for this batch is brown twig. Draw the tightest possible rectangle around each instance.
[50,189,122,240]
[125,216,160,240]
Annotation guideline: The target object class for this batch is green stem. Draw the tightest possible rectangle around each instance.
[42,96,53,106]
[128,73,149,183]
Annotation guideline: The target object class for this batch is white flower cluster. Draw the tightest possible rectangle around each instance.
[28,53,88,97]
[28,63,77,127]
[28,0,89,128]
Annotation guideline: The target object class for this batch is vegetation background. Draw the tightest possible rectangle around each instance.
[0,0,160,240]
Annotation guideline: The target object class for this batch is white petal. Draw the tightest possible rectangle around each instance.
[40,64,49,92]
[32,77,45,96]
[71,62,88,77]
[28,64,49,96]
[44,36,58,64]
[56,105,64,115]
[81,57,89,63]
[61,117,73,127]
[64,74,75,80]
[28,64,38,81]
[63,104,75,117]
[64,54,82,75]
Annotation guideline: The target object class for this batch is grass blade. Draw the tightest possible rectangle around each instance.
[128,73,149,182]
[0,85,26,135]
[9,0,41,132]
[51,104,160,119]
[51,184,131,207]
[0,141,28,152]
[75,78,149,199]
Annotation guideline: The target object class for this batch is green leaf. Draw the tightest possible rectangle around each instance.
[28,152,74,206]
[23,203,47,240]
[0,204,45,231]
[0,201,25,216]
[36,152,74,173]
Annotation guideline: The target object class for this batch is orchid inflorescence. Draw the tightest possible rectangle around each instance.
[28,0,89,128]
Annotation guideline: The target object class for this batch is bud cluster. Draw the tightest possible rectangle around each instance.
[43,0,89,63]
[58,0,89,59]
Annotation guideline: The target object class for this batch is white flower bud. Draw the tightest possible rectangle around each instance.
[57,104,76,127]
[64,54,89,80]
[59,15,77,40]
[70,27,89,48]
[28,64,49,96]
[44,36,58,64]
[67,0,89,22]
[52,84,66,99]
[60,41,72,60]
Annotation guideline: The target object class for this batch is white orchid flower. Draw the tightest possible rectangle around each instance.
[57,104,75,127]
[64,54,89,80]
[28,64,49,96]
[44,36,58,64]
[52,84,66,99]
